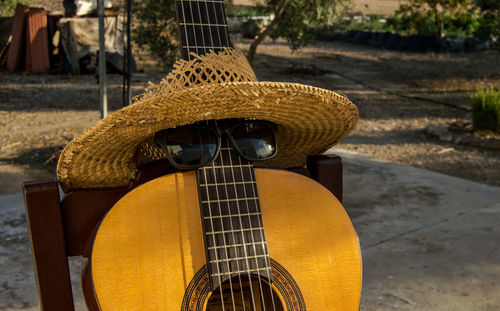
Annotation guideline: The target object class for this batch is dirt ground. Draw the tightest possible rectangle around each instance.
[1,39,500,194]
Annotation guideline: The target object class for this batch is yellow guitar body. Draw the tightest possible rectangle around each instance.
[91,169,362,310]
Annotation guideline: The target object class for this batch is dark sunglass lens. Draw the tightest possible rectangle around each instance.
[231,122,276,161]
[156,127,218,167]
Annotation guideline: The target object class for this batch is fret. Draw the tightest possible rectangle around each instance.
[204,214,262,233]
[203,212,261,219]
[200,181,256,186]
[196,134,269,290]
[208,241,267,250]
[204,202,259,216]
[177,0,230,59]
[177,1,227,25]
[210,257,270,275]
[206,232,265,249]
[198,166,250,184]
[209,242,267,260]
[201,197,258,204]
[200,183,257,202]
[210,254,268,263]
[212,267,271,277]
[201,164,252,169]
[206,227,264,235]
[179,22,227,27]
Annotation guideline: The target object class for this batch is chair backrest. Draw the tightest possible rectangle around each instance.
[23,155,342,311]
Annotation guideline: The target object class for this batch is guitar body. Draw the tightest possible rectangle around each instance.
[91,169,362,310]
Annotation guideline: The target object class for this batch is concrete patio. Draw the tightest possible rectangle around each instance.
[1,149,499,310]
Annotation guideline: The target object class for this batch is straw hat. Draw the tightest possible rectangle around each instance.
[57,49,358,191]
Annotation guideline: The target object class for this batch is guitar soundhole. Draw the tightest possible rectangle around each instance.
[181,259,305,311]
[206,275,284,311]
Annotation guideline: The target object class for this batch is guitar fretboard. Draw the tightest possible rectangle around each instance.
[176,0,232,60]
[197,137,271,291]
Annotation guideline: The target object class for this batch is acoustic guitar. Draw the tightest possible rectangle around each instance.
[89,2,362,310]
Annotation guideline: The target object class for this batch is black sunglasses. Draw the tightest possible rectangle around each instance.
[154,119,278,169]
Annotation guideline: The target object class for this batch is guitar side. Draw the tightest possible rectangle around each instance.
[91,169,362,310]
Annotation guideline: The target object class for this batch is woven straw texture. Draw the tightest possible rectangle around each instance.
[57,49,358,191]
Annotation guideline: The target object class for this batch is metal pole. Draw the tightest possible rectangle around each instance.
[122,10,126,107]
[126,0,132,106]
[98,0,108,118]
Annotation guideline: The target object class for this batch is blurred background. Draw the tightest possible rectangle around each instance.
[0,0,499,310]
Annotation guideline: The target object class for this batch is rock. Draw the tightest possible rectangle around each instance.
[440,132,453,142]
[426,124,500,150]
[444,37,466,52]
[466,38,491,52]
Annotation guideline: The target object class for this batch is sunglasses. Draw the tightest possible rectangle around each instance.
[154,119,278,169]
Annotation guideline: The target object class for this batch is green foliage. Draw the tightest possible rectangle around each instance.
[472,87,500,133]
[227,10,265,17]
[322,0,499,43]
[0,0,31,17]
[332,15,387,33]
[391,0,479,37]
[384,0,499,40]
[347,15,386,32]
[386,11,482,37]
[259,0,352,50]
[133,0,179,69]
[473,0,499,40]
[246,0,352,63]
[474,15,499,40]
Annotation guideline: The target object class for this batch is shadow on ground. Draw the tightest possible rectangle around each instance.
[0,145,62,173]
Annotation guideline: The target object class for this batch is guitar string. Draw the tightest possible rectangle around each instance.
[194,0,208,55]
[241,147,278,310]
[180,3,227,306]
[219,0,231,49]
[199,2,241,306]
[228,129,270,310]
[202,1,217,56]
[208,121,237,310]
[179,0,192,59]
[217,133,254,311]
[218,0,267,303]
[209,0,223,57]
[234,145,272,311]
[206,4,248,306]
[192,2,232,307]
[186,0,200,55]
[199,127,227,311]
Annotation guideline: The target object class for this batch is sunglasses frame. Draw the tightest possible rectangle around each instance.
[155,120,278,169]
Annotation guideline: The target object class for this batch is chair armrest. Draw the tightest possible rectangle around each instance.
[307,154,343,203]
[23,181,75,311]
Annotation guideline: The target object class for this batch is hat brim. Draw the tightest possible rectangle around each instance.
[57,81,358,191]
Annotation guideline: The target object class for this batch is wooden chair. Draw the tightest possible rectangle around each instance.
[23,155,343,311]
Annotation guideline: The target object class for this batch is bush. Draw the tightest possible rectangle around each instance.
[0,0,31,17]
[472,87,500,133]
[133,0,179,69]
[344,15,387,32]
[227,10,264,17]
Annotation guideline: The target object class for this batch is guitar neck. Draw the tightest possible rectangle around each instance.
[196,137,271,291]
[176,0,232,60]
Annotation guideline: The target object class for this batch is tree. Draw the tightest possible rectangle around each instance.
[133,0,179,69]
[474,0,499,40]
[0,0,31,17]
[134,0,351,68]
[246,0,352,64]
[395,0,476,37]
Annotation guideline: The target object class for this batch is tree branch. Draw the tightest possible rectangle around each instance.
[247,0,291,65]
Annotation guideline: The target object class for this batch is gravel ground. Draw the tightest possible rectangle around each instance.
[0,40,499,194]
